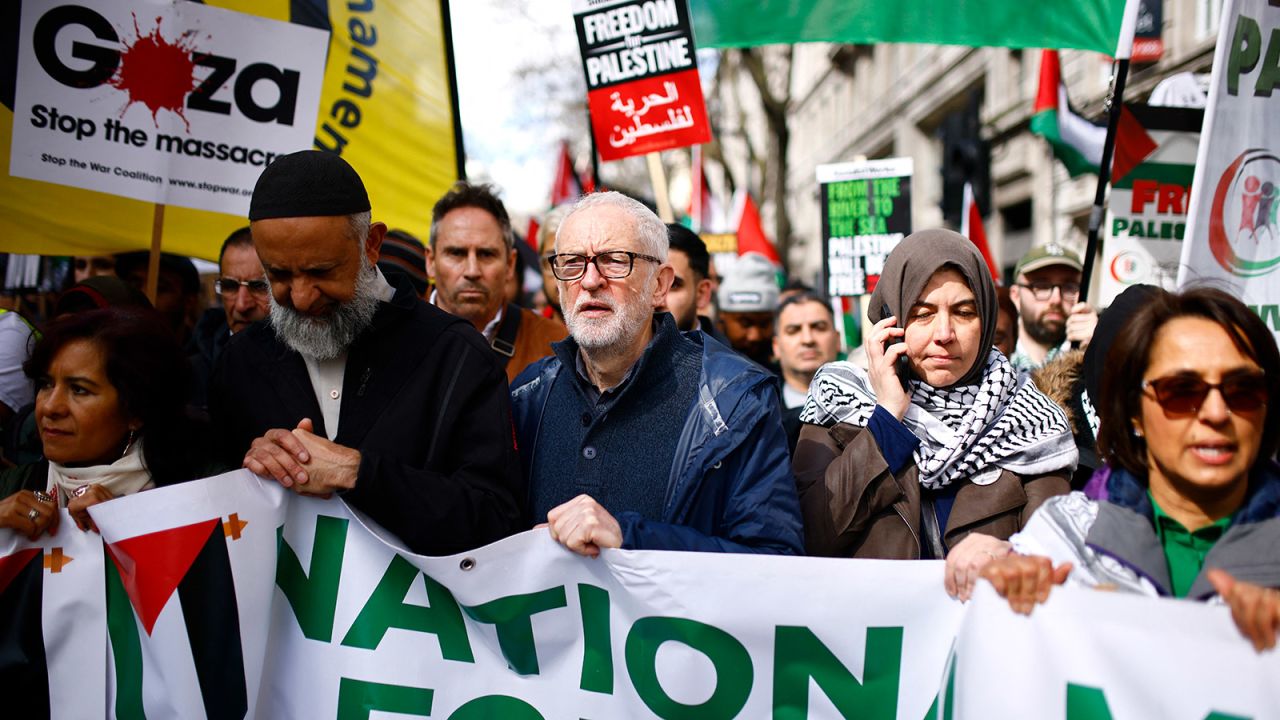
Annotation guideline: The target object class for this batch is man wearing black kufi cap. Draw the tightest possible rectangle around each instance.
[209,150,525,555]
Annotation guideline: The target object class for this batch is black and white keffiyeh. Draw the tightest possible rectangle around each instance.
[800,349,1077,490]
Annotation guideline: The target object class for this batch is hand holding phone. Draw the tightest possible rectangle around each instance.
[881,303,911,393]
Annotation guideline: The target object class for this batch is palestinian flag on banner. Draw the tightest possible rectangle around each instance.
[0,526,107,720]
[1031,50,1157,182]
[105,516,248,718]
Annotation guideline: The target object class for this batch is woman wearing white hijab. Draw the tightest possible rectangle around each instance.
[793,229,1076,599]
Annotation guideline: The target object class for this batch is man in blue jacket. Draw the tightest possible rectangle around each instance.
[511,191,803,556]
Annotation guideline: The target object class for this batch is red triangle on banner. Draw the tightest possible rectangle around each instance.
[1110,106,1159,185]
[0,548,40,595]
[106,519,219,635]
[735,192,782,265]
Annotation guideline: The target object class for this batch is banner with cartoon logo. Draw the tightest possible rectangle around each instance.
[0,0,459,260]
[1099,105,1201,306]
[1179,0,1280,336]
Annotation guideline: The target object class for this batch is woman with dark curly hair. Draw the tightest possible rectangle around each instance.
[0,307,223,536]
[982,287,1280,651]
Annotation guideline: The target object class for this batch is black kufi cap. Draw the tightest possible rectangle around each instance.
[248,150,371,221]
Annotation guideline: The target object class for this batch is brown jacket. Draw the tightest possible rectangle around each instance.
[793,422,1070,559]
[504,306,568,382]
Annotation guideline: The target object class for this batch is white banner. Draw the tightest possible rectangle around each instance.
[951,583,1280,719]
[1,472,1276,719]
[9,0,328,215]
[1178,0,1280,338]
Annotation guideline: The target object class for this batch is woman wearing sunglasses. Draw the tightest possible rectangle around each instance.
[982,287,1280,651]
[793,229,1076,600]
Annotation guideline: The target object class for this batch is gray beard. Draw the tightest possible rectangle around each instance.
[269,260,380,361]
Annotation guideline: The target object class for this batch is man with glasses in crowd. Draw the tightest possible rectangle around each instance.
[1009,244,1098,373]
[510,191,803,557]
[190,227,272,406]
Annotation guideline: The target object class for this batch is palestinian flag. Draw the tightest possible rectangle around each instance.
[732,190,782,265]
[688,146,726,233]
[0,548,50,716]
[105,517,248,718]
[690,0,1129,55]
[1031,50,1157,183]
[0,528,107,720]
[961,182,1000,282]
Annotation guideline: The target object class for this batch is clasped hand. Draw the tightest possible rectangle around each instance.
[243,418,360,497]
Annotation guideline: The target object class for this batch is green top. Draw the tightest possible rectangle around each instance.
[1149,492,1232,598]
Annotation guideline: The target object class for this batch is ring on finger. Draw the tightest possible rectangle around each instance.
[27,508,39,521]
[72,484,94,498]
[33,490,53,504]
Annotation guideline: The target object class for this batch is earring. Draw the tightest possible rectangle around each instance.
[122,429,138,458]
[1131,425,1143,439]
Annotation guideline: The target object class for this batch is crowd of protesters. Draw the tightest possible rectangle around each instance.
[0,149,1276,652]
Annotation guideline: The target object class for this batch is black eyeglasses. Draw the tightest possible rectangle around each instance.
[1141,372,1268,416]
[1017,282,1081,301]
[214,277,270,297]
[547,251,661,281]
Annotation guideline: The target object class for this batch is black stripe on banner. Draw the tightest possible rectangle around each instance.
[0,550,50,719]
[177,527,247,720]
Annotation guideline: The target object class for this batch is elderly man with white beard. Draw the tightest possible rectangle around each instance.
[510,191,803,556]
[210,150,525,556]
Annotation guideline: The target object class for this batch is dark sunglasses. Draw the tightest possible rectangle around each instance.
[1141,372,1268,416]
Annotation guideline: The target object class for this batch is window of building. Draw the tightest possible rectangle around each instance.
[1196,0,1221,40]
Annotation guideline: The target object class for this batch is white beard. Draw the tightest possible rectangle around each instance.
[564,289,653,351]
[269,257,380,361]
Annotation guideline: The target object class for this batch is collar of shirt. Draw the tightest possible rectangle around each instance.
[429,288,503,342]
[561,315,674,408]
[1148,490,1232,597]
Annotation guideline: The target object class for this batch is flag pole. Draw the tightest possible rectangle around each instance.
[1079,0,1140,303]
[145,203,165,305]
[1078,57,1130,304]
[647,152,674,222]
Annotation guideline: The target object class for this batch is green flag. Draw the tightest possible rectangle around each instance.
[688,0,1127,55]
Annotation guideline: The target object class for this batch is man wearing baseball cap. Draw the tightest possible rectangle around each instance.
[1008,243,1098,372]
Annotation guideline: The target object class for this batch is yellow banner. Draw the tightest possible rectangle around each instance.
[0,0,457,260]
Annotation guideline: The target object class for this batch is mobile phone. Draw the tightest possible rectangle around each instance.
[881,303,911,392]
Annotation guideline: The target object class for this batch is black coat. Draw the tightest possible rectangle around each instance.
[209,279,526,555]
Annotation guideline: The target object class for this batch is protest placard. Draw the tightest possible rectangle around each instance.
[572,0,711,162]
[1099,105,1201,305]
[818,158,913,298]
[9,0,327,216]
[0,0,459,261]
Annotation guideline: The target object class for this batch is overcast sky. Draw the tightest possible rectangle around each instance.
[450,0,578,218]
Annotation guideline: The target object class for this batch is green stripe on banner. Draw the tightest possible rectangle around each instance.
[1111,162,1198,189]
[336,678,433,720]
[105,551,146,720]
[688,0,1126,54]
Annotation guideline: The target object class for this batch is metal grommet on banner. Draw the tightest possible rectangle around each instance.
[459,557,476,571]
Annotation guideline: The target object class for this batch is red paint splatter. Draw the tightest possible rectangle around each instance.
[108,15,199,130]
